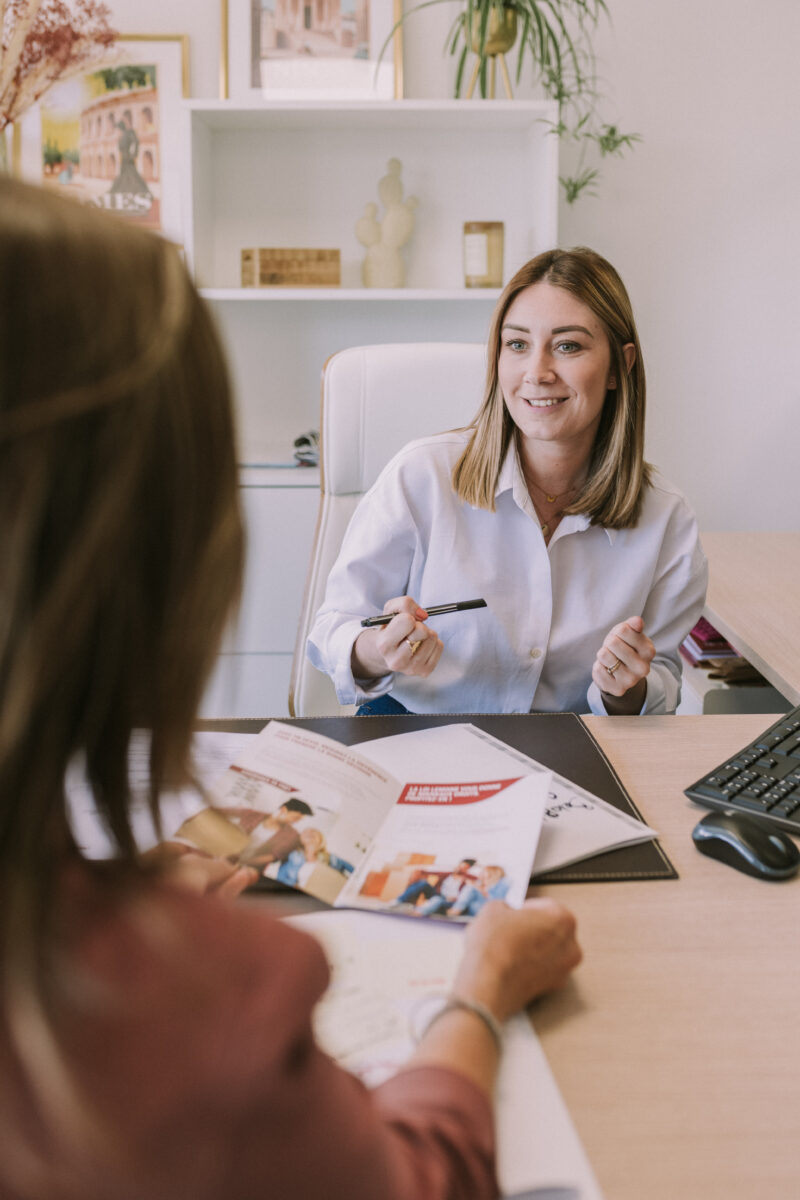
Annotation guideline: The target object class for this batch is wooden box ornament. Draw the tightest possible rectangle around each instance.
[241,247,341,287]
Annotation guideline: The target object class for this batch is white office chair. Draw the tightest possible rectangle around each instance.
[289,342,487,717]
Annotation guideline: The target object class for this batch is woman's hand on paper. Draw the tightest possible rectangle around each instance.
[140,841,258,899]
[352,595,443,680]
[408,898,580,1096]
[453,898,582,1023]
[592,615,655,714]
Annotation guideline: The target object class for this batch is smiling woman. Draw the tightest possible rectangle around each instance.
[498,283,620,477]
[307,247,708,719]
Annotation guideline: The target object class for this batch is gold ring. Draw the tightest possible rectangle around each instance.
[407,639,422,657]
[606,656,622,676]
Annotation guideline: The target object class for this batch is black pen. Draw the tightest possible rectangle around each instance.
[360,598,487,628]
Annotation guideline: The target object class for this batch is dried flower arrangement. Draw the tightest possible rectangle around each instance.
[0,0,117,144]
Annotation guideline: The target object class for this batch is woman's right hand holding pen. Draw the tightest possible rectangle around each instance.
[351,595,443,681]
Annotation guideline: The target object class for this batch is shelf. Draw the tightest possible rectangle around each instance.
[205,287,502,302]
[679,657,790,716]
[185,99,558,292]
[184,98,557,134]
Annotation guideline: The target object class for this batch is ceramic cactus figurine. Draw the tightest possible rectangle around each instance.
[355,158,418,288]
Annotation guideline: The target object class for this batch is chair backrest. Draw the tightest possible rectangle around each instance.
[289,342,487,717]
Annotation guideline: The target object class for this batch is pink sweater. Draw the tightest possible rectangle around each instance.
[1,875,497,1200]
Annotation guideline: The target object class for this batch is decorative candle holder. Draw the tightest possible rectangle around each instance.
[463,221,504,288]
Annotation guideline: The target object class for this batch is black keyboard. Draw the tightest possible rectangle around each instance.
[685,706,800,834]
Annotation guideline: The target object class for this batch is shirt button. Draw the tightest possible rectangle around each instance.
[529,648,542,659]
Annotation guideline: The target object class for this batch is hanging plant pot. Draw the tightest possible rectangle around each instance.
[465,6,518,98]
[469,6,518,57]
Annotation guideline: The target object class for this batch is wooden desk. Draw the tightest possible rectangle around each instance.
[702,531,800,705]
[536,714,800,1200]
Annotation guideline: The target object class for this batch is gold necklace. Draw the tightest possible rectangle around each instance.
[523,472,579,506]
[535,507,560,541]
[523,470,581,540]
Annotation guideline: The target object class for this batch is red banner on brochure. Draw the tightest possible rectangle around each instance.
[397,778,522,806]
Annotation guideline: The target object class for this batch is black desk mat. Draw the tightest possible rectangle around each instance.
[200,712,677,884]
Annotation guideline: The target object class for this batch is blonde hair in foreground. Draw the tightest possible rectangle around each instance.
[452,247,651,525]
[0,178,244,1191]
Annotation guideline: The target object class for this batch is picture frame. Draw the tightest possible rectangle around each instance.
[19,35,190,247]
[221,0,403,101]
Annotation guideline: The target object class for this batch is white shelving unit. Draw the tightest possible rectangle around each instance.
[186,99,559,716]
[200,466,320,718]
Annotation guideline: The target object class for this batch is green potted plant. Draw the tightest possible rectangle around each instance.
[383,0,638,203]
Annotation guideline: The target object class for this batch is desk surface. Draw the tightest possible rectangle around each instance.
[702,531,800,704]
[540,714,800,1200]
[248,713,800,1200]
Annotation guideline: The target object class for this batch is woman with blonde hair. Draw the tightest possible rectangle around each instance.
[0,178,581,1200]
[309,247,707,717]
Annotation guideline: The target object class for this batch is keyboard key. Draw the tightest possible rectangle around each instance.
[692,783,729,803]
[708,766,741,784]
[768,801,798,820]
[733,794,773,814]
[733,751,760,767]
[755,732,785,750]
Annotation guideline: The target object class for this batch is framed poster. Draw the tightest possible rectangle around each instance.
[24,35,189,246]
[222,0,403,101]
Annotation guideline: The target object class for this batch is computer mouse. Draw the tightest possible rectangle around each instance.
[692,810,800,881]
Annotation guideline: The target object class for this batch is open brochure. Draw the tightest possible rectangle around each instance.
[67,721,657,906]
[177,721,550,918]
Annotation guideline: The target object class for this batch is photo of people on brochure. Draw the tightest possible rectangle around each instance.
[360,854,512,920]
[173,768,366,905]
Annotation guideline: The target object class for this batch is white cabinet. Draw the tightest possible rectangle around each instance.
[187,99,559,715]
[200,470,320,718]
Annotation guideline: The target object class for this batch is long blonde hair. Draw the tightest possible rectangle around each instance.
[0,179,244,1186]
[452,247,651,525]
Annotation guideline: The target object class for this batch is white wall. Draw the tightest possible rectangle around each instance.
[114,0,800,531]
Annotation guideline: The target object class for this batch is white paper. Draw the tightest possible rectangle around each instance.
[288,909,603,1199]
[355,724,657,875]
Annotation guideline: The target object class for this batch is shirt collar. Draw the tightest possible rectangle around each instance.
[496,442,615,544]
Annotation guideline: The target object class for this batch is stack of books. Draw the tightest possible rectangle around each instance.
[680,617,740,666]
[680,619,768,687]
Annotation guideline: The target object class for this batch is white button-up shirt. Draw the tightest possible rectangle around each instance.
[307,431,708,715]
